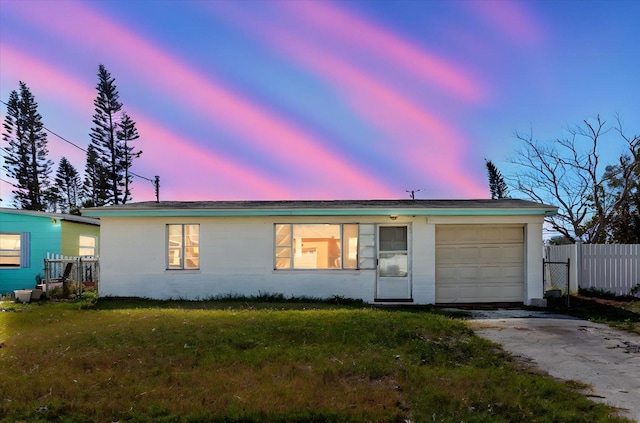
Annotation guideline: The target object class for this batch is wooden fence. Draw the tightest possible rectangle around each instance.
[545,244,639,296]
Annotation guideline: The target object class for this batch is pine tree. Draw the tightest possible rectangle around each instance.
[55,156,81,214]
[82,144,109,207]
[485,159,509,199]
[88,65,141,205]
[90,64,123,205]
[117,112,141,204]
[42,185,62,213]
[2,82,53,210]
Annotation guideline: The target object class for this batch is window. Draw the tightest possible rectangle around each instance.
[79,235,97,256]
[0,233,21,267]
[275,224,358,270]
[167,224,199,269]
[0,233,29,268]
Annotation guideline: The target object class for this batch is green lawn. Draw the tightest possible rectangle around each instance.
[546,294,640,334]
[0,297,629,422]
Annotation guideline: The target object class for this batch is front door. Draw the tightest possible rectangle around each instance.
[376,225,411,301]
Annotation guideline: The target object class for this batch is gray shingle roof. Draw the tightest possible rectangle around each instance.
[83,199,557,214]
[0,207,100,225]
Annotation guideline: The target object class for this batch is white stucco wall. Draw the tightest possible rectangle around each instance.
[525,222,545,304]
[98,214,546,305]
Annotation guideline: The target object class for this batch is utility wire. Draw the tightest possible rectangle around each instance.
[0,177,19,188]
[0,98,156,184]
[44,126,86,153]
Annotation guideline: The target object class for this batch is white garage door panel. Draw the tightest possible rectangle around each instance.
[437,245,523,263]
[459,247,480,260]
[481,247,501,260]
[436,282,523,303]
[437,247,458,260]
[436,225,524,303]
[480,266,504,278]
[437,265,522,281]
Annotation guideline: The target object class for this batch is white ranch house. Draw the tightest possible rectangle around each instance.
[83,199,557,305]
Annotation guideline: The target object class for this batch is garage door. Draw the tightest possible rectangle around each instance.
[436,225,524,303]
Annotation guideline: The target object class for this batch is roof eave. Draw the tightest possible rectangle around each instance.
[83,207,557,218]
[0,208,100,225]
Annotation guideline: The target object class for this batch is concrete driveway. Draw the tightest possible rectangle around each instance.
[462,310,640,421]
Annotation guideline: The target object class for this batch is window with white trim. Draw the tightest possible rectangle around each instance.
[79,235,97,256]
[274,224,358,270]
[0,233,21,267]
[0,233,29,268]
[167,224,199,270]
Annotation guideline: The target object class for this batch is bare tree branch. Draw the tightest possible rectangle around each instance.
[508,115,638,243]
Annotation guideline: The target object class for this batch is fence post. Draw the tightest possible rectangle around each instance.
[576,241,582,294]
[43,258,49,299]
[566,258,571,307]
[542,258,544,298]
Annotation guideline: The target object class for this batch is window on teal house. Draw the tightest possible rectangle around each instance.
[0,233,30,268]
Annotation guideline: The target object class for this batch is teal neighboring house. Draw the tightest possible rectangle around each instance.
[0,208,100,294]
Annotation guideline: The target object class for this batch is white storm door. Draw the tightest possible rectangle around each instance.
[376,225,411,300]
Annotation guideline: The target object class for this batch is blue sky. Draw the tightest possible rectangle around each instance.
[1,0,638,205]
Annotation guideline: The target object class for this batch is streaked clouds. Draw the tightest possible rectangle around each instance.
[1,0,638,203]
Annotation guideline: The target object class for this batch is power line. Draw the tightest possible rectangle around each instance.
[39,126,152,183]
[44,126,87,153]
[0,98,159,197]
[0,177,19,188]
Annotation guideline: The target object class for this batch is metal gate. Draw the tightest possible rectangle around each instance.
[42,254,99,298]
[543,258,570,306]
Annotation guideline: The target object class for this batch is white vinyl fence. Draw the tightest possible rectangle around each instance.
[545,244,640,296]
[43,253,99,297]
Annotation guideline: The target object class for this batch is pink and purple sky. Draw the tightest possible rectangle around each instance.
[1,0,638,204]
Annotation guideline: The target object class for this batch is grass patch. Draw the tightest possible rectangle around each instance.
[0,297,630,422]
[85,293,366,311]
[547,294,640,334]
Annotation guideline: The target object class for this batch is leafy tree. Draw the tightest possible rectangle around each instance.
[603,141,639,243]
[548,235,573,245]
[485,159,509,199]
[509,114,638,243]
[117,112,141,204]
[2,82,53,210]
[55,156,81,214]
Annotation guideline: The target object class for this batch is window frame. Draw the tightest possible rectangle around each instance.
[166,224,200,270]
[0,233,22,268]
[78,235,97,257]
[274,223,359,270]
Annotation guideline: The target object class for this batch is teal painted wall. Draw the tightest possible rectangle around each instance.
[0,212,62,293]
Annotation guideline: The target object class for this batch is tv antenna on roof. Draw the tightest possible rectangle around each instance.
[406,189,421,200]
[154,176,160,203]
